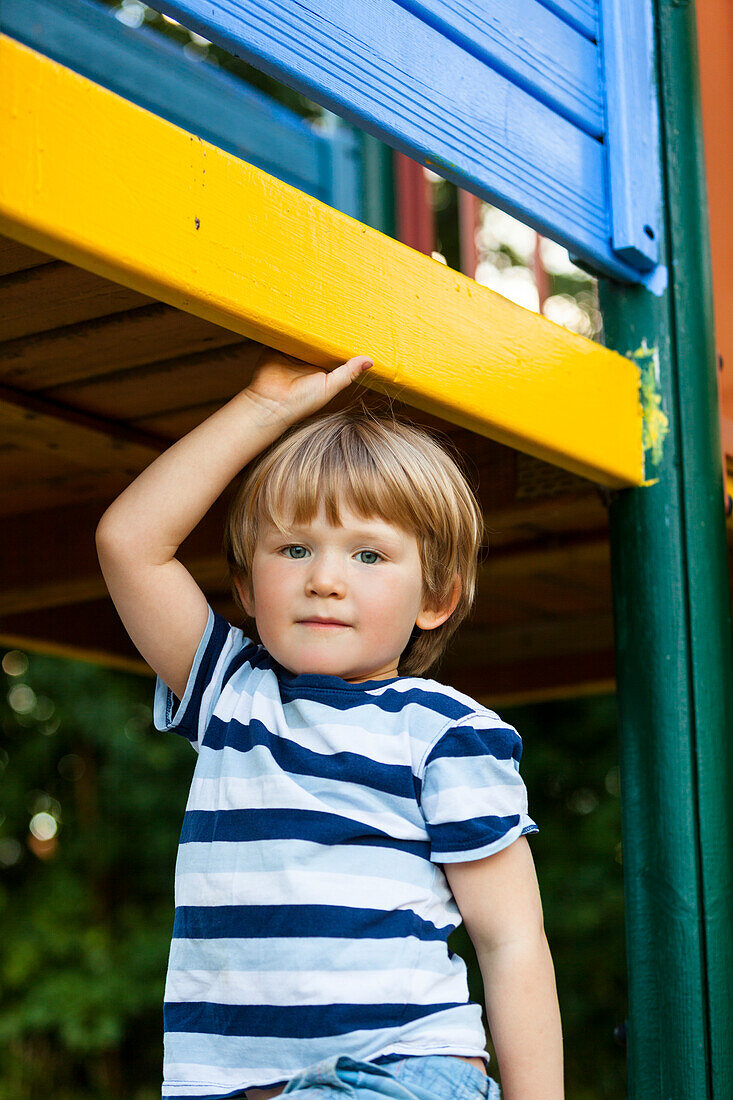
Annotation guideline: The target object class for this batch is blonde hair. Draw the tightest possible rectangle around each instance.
[223,405,485,677]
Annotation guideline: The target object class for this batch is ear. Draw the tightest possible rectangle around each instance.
[415,574,462,632]
[234,574,255,618]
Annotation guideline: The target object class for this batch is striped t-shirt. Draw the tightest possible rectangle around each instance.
[153,605,538,1100]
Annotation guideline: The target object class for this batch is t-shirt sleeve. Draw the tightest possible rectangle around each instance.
[152,604,258,752]
[419,713,539,863]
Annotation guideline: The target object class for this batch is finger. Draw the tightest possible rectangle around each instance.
[327,356,373,393]
[341,355,374,378]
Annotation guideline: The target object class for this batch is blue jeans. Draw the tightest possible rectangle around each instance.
[280,1054,501,1100]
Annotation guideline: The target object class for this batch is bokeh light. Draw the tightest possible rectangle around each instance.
[7,683,36,714]
[2,649,29,676]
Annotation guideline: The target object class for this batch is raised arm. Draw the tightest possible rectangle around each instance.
[95,349,372,699]
[444,837,564,1100]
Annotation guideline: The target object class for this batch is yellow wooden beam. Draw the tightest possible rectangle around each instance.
[0,34,644,486]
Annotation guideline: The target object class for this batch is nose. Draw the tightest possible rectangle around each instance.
[305,550,347,598]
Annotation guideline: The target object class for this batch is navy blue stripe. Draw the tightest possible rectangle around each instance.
[180,807,430,858]
[423,725,522,767]
[202,715,417,798]
[164,999,459,1038]
[428,813,521,851]
[172,903,451,941]
[278,681,474,722]
[220,633,273,686]
[174,612,235,735]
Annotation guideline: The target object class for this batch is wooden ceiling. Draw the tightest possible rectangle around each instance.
[2,233,730,705]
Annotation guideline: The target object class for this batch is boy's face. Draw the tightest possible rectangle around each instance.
[236,503,459,683]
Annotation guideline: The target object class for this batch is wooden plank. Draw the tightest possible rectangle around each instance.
[397,0,603,136]
[395,155,433,254]
[538,0,599,41]
[453,612,615,665]
[600,0,660,269]
[0,234,52,276]
[0,303,244,390]
[0,496,230,616]
[471,650,615,707]
[0,384,164,516]
[0,464,143,517]
[151,0,654,282]
[48,341,261,419]
[0,261,151,342]
[0,37,645,486]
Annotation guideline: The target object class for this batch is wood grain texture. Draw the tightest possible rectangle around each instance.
[0,300,244,390]
[0,262,151,342]
[394,0,602,136]
[539,0,599,41]
[47,342,262,420]
[0,36,644,485]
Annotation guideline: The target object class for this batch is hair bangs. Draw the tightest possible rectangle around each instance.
[256,418,423,536]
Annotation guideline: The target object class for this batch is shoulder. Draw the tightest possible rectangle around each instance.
[389,674,517,772]
[206,608,275,689]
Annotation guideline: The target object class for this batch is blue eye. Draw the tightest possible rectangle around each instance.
[282,545,309,559]
[356,550,382,564]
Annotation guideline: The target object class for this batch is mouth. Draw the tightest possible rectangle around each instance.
[297,620,351,628]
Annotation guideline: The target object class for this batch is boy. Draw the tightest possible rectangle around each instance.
[96,348,563,1100]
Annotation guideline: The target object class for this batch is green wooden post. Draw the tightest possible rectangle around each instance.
[599,2,733,1097]
[358,133,397,238]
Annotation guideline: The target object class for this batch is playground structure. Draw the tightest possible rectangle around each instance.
[0,0,732,1096]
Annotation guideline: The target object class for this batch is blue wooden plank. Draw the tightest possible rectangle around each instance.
[0,0,355,213]
[537,0,599,41]
[599,0,660,270]
[152,0,659,285]
[395,0,603,138]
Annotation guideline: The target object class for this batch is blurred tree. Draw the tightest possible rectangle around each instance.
[0,649,192,1099]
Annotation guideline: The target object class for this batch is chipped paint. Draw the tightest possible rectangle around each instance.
[628,338,669,470]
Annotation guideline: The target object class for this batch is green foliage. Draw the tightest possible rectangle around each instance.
[505,695,627,1099]
[0,651,193,1098]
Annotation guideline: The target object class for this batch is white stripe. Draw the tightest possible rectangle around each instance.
[422,781,527,823]
[167,933,458,974]
[164,965,465,1006]
[187,774,425,839]
[175,868,448,925]
[199,627,248,743]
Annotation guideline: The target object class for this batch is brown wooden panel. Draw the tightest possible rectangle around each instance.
[0,463,148,517]
[0,302,243,390]
[450,613,615,666]
[0,495,233,615]
[0,262,151,341]
[49,341,262,420]
[460,649,616,706]
[0,384,165,517]
[0,234,53,277]
[487,494,609,548]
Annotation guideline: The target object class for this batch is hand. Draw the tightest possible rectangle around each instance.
[243,348,373,427]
